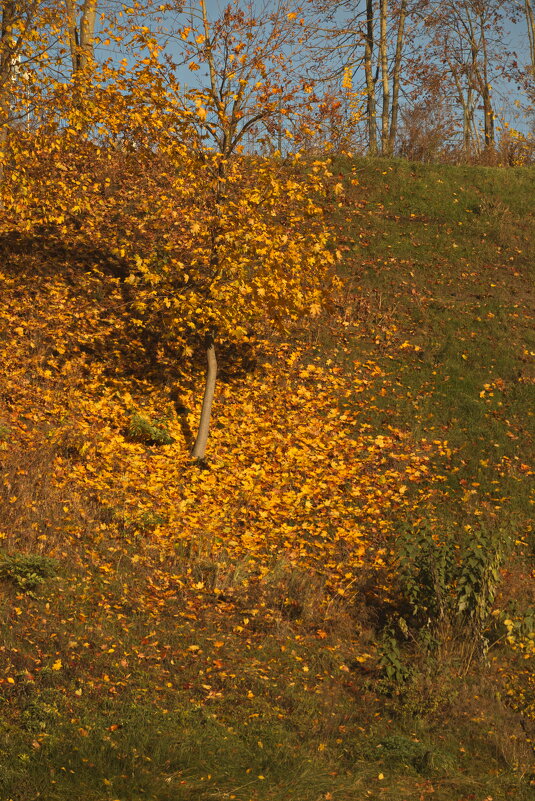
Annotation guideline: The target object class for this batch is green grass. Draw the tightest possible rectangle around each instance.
[0,158,534,800]
[332,158,534,531]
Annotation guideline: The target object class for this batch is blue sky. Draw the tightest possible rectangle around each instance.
[94,1,533,139]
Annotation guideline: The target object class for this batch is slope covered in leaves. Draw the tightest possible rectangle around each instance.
[0,158,534,801]
[0,254,442,594]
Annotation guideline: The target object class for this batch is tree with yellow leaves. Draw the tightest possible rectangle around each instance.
[157,0,338,460]
[1,0,339,462]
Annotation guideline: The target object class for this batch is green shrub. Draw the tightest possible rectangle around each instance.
[0,552,58,595]
[378,623,411,687]
[397,521,504,636]
[126,412,175,446]
[379,522,506,689]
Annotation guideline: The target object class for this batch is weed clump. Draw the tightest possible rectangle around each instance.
[126,412,175,446]
[0,551,58,595]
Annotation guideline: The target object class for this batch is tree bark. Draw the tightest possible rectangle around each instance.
[65,0,98,74]
[478,15,494,149]
[379,0,390,154]
[364,0,378,155]
[191,334,218,462]
[450,61,474,157]
[525,0,535,74]
[388,0,407,156]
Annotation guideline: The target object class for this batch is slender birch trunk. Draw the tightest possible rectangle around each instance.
[388,0,407,156]
[379,0,390,155]
[364,0,378,155]
[451,64,474,157]
[189,0,225,462]
[525,0,535,74]
[462,90,474,155]
[478,18,494,149]
[65,0,98,74]
[466,10,481,156]
[191,335,218,461]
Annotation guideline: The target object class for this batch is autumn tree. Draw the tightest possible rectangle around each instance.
[413,0,515,156]
[154,0,336,460]
[306,0,412,155]
[2,0,338,462]
[0,0,57,191]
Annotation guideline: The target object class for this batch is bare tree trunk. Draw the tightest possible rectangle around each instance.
[188,1,229,463]
[481,83,494,149]
[462,91,473,155]
[379,0,390,154]
[526,0,535,73]
[191,335,218,461]
[478,17,494,149]
[446,44,474,159]
[65,0,98,74]
[364,0,378,155]
[466,10,481,156]
[451,65,474,157]
[388,0,407,156]
[65,0,79,72]
[462,2,494,153]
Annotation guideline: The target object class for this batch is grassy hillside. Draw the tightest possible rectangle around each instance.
[0,158,533,800]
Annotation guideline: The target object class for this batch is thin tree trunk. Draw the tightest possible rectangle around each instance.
[364,0,378,155]
[481,83,494,149]
[453,68,473,156]
[65,0,79,72]
[379,0,390,155]
[462,92,473,155]
[192,335,218,461]
[65,0,98,74]
[189,1,228,462]
[388,0,407,156]
[478,19,494,149]
[80,0,97,69]
[525,0,535,73]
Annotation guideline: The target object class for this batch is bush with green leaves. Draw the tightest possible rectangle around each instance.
[0,552,58,595]
[126,412,175,446]
[378,623,411,687]
[396,521,504,635]
[379,522,506,688]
